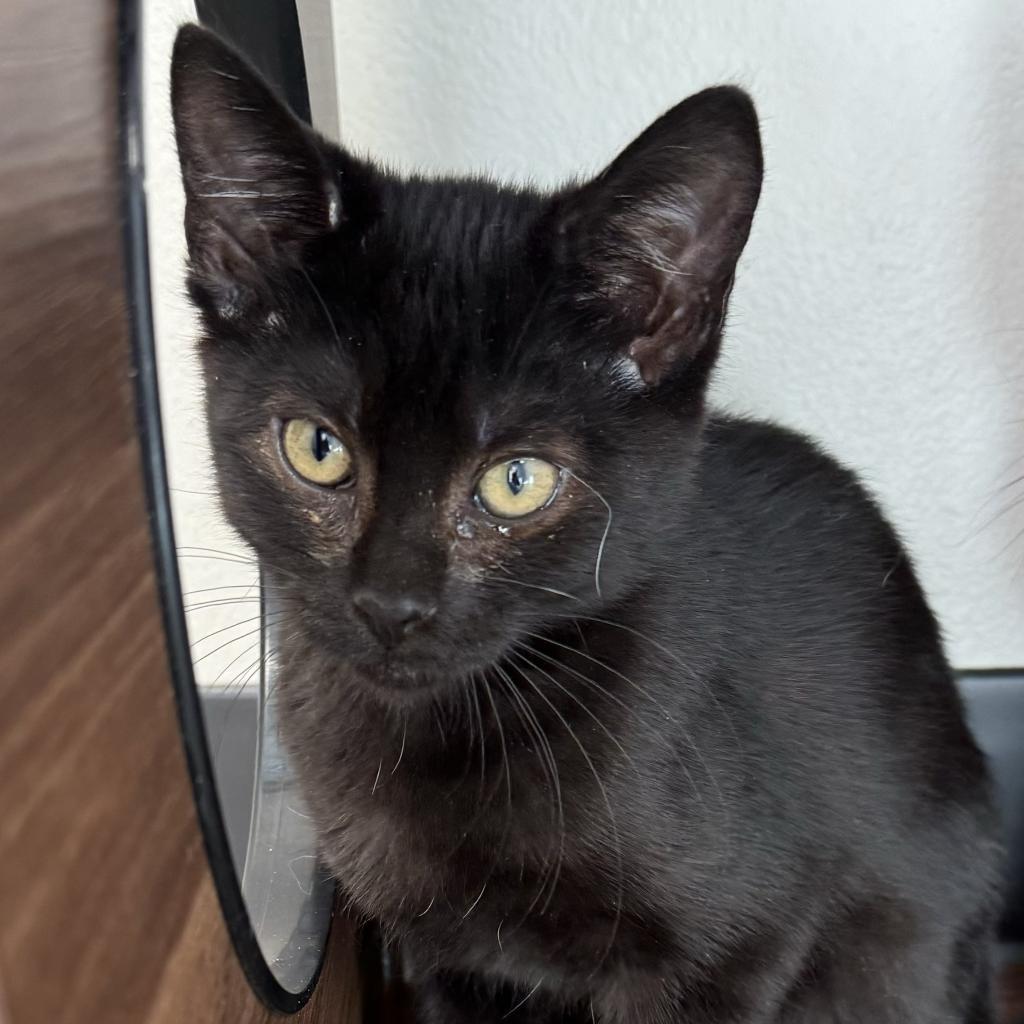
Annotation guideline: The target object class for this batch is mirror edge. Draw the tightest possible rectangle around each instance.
[117,0,330,1012]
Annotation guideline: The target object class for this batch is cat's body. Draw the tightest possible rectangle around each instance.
[280,416,998,1023]
[171,26,1002,1023]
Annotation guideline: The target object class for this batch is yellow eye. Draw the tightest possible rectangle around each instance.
[476,458,560,519]
[281,418,353,486]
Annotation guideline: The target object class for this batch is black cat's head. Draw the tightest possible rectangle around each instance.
[170,25,762,701]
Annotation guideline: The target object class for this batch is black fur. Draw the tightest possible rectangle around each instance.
[171,26,1003,1023]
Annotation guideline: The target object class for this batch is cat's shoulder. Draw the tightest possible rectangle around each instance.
[697,414,911,603]
[703,413,854,478]
[700,413,882,523]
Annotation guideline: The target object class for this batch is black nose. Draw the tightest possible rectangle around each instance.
[351,587,437,645]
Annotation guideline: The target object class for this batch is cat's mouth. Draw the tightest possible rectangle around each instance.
[373,655,442,691]
[281,592,523,702]
[342,639,516,704]
[346,648,487,701]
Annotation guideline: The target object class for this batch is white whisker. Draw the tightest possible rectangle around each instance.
[502,978,543,1020]
[462,880,488,919]
[494,665,565,917]
[485,573,579,602]
[300,268,343,347]
[196,190,262,199]
[391,718,408,775]
[508,657,623,966]
[562,469,613,597]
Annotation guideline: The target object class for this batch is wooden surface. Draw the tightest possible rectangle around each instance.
[0,2,359,1022]
[1001,961,1024,1024]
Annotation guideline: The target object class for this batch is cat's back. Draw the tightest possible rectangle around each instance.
[694,413,991,812]
[698,413,910,602]
[700,414,880,527]
[694,412,959,757]
[692,413,998,905]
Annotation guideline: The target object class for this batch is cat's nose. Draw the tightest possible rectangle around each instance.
[351,587,438,645]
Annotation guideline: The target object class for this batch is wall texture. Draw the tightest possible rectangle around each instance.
[330,0,1024,668]
[145,0,342,685]
[144,0,248,691]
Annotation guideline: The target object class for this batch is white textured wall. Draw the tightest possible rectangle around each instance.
[144,0,253,692]
[144,0,342,686]
[330,0,1024,668]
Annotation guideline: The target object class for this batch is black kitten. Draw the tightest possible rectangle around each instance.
[171,26,1002,1024]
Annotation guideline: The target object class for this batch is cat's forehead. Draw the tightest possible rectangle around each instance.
[382,176,546,266]
[227,177,601,455]
[320,178,570,416]
[347,325,572,460]
[367,177,550,327]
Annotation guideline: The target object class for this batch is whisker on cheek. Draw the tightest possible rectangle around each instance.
[484,572,580,602]
[492,664,565,921]
[560,469,613,598]
[176,544,259,564]
[183,596,263,613]
[505,654,622,957]
[208,645,277,765]
[188,612,266,651]
[189,613,288,666]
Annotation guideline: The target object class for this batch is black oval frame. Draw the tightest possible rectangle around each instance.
[118,0,329,1012]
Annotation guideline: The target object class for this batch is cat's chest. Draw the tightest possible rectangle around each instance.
[279,667,655,954]
[282,685,690,993]
[326,784,633,974]
[312,757,549,923]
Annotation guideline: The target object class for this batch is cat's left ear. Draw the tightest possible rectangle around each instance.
[556,87,763,387]
[170,25,371,319]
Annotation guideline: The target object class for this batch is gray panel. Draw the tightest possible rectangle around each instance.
[959,672,1024,942]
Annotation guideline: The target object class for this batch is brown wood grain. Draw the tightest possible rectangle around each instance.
[0,2,360,1022]
[1000,961,1024,1024]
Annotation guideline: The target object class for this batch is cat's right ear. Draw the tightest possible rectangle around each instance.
[170,25,369,321]
[552,87,762,391]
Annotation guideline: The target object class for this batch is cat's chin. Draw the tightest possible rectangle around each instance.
[346,654,479,705]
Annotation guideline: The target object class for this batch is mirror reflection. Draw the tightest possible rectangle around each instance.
[141,0,338,998]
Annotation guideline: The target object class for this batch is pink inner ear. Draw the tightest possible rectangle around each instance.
[628,325,680,387]
[555,88,761,388]
[628,298,713,387]
[568,186,756,387]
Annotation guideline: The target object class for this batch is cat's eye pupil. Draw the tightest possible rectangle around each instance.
[476,457,558,518]
[507,460,530,495]
[313,427,340,462]
[282,419,352,487]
